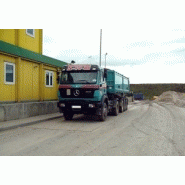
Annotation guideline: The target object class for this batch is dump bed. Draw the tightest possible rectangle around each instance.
[106,69,130,95]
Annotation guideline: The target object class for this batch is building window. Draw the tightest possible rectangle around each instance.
[26,29,35,37]
[4,62,15,84]
[45,71,53,87]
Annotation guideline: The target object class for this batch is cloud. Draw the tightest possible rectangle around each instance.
[109,63,185,84]
[124,41,154,50]
[161,37,185,46]
[176,49,185,52]
[43,35,56,44]
[106,44,185,70]
[56,49,90,63]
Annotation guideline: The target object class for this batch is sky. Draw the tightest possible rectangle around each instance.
[42,0,185,84]
[2,0,185,84]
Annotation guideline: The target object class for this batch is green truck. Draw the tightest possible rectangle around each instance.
[57,64,132,121]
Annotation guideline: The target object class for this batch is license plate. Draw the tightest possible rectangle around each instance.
[72,105,81,109]
[66,89,71,95]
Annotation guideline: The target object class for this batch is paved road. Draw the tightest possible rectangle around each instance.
[1,101,185,156]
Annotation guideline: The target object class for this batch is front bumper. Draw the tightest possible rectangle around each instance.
[57,100,102,115]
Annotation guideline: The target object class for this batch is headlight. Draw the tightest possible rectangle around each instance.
[89,104,95,108]
[59,103,65,107]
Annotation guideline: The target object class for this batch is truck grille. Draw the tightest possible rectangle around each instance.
[59,89,95,98]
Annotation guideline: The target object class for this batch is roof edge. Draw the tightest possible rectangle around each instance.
[0,40,67,68]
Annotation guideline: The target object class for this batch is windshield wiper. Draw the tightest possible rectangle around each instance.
[75,80,90,84]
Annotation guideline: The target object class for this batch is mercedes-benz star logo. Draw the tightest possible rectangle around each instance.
[74,89,80,97]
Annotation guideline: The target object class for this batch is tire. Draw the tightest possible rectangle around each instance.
[125,98,128,110]
[119,99,124,113]
[98,102,108,121]
[64,111,74,120]
[123,98,126,111]
[113,100,119,116]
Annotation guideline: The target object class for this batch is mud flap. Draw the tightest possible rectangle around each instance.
[59,108,63,113]
[96,108,102,115]
[113,99,118,108]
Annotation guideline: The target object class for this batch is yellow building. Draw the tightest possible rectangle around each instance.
[0,29,66,103]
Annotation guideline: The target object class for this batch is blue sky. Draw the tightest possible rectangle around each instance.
[2,0,185,84]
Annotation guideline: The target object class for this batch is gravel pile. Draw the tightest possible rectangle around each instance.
[154,91,185,107]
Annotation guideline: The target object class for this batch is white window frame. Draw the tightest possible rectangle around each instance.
[4,62,15,85]
[26,29,35,37]
[45,70,54,87]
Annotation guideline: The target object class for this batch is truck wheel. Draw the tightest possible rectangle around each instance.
[64,111,74,120]
[119,99,124,113]
[98,102,108,121]
[113,100,119,116]
[123,98,126,111]
[125,98,128,110]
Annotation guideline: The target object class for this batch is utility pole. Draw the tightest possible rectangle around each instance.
[105,53,108,68]
[99,29,102,67]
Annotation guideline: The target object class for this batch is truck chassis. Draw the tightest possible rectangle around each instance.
[58,94,128,121]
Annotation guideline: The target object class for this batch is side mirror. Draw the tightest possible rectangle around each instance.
[57,71,60,84]
[104,69,107,78]
[57,76,60,84]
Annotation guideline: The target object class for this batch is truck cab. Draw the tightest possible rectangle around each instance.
[58,64,108,121]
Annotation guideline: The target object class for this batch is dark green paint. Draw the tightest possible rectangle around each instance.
[0,40,67,68]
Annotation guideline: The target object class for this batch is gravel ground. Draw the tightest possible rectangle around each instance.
[1,100,185,156]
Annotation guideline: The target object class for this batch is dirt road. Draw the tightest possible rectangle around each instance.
[1,101,185,156]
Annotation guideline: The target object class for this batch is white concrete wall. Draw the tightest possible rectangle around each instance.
[0,101,59,122]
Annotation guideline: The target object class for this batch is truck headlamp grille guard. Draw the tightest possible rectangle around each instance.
[59,84,100,90]
[59,88,95,98]
[81,85,100,90]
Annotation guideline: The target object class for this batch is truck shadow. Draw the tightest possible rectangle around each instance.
[66,114,112,123]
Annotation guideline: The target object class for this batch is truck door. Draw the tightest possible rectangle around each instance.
[100,70,106,93]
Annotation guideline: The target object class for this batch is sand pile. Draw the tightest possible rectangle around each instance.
[154,91,185,107]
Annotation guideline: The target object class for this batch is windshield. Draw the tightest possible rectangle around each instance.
[60,71,98,84]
